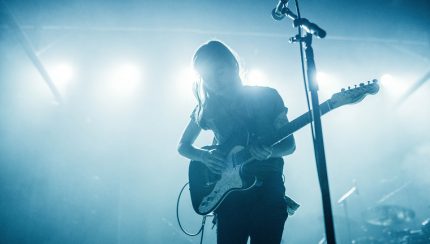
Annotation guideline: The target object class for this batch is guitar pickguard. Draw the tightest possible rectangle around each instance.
[196,145,258,214]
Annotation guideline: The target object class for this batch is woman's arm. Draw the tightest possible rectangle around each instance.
[272,109,296,157]
[248,110,296,160]
[177,119,206,161]
[177,119,225,174]
[248,134,295,160]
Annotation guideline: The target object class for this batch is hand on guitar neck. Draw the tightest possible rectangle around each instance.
[248,142,273,160]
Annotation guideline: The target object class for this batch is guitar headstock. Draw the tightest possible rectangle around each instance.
[330,79,380,109]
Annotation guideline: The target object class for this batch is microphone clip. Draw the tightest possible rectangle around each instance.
[288,34,304,43]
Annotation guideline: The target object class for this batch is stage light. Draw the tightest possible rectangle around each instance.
[316,71,332,92]
[380,73,394,85]
[244,69,267,86]
[181,66,199,88]
[108,63,141,98]
[380,73,408,97]
[315,71,340,96]
[316,71,329,83]
[174,66,199,100]
[48,63,74,94]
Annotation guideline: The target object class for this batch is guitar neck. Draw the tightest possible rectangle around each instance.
[266,99,333,146]
[231,79,379,166]
[238,100,333,166]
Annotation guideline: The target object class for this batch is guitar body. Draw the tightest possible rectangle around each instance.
[189,141,258,215]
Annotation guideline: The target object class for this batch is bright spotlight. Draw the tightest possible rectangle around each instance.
[108,63,141,98]
[174,66,199,100]
[380,73,394,86]
[380,73,408,97]
[244,69,267,86]
[315,71,340,96]
[49,63,74,94]
[181,66,199,89]
[316,71,329,83]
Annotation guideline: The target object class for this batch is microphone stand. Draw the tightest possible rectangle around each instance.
[276,3,336,244]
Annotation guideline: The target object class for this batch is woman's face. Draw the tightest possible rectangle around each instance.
[200,60,238,96]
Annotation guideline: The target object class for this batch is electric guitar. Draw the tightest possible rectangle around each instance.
[188,80,380,215]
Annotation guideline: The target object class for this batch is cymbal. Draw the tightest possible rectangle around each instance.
[352,236,385,244]
[422,218,430,235]
[363,205,415,227]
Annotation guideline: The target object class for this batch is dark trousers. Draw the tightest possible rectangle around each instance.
[215,175,288,244]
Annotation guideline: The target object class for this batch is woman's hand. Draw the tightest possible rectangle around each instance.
[201,149,226,174]
[249,143,273,160]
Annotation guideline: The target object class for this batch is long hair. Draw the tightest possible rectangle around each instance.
[191,40,242,127]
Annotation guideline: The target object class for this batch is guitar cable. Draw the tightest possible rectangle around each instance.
[176,182,212,244]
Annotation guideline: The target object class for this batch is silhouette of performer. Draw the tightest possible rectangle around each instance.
[178,40,296,244]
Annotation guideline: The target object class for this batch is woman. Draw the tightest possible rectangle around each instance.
[178,40,296,244]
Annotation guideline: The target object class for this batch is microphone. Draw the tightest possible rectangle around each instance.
[271,0,327,38]
[293,18,327,38]
[271,0,289,21]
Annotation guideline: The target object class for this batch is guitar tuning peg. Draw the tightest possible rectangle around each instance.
[341,88,346,92]
[367,80,370,84]
[359,83,364,87]
[348,86,351,90]
[372,79,377,83]
[355,85,357,88]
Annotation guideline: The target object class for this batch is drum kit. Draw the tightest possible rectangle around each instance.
[329,182,430,244]
[351,205,430,244]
